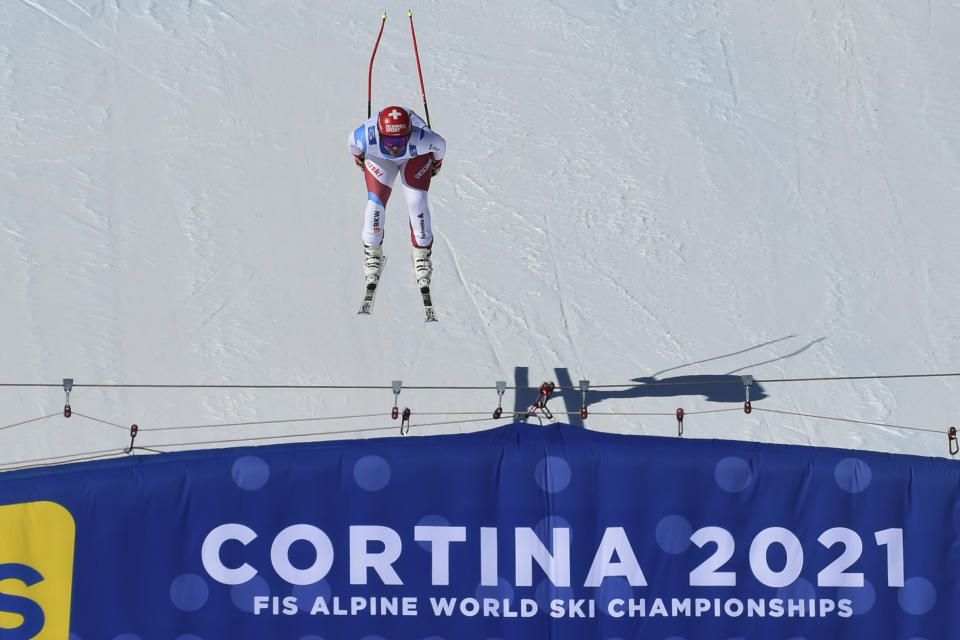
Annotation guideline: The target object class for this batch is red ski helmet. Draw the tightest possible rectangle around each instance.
[377,106,412,137]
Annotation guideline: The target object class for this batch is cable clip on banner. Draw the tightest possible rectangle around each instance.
[493,381,506,419]
[949,427,958,457]
[125,424,139,454]
[579,380,590,420]
[742,374,754,414]
[525,382,556,423]
[400,408,412,436]
[536,382,555,410]
[63,378,73,418]
[677,408,685,437]
[391,380,402,420]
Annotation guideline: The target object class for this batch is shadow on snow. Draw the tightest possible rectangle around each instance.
[510,336,826,428]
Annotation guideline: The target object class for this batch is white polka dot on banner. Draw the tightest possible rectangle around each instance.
[534,456,572,493]
[293,580,332,612]
[834,458,872,493]
[535,515,573,544]
[353,455,392,491]
[169,573,209,612]
[714,456,753,493]
[475,576,514,602]
[838,578,876,615]
[655,515,693,554]
[776,577,816,601]
[416,514,451,550]
[69,634,82,640]
[535,578,575,609]
[898,576,937,615]
[231,575,270,612]
[231,456,270,491]
[596,576,633,617]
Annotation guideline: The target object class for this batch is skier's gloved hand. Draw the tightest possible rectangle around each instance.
[354,153,365,169]
[430,158,443,177]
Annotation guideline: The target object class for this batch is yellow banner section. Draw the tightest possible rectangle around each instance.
[0,501,75,638]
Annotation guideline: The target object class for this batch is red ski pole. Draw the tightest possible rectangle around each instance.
[408,10,431,127]
[368,12,387,118]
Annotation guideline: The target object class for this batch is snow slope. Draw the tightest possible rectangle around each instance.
[2,0,959,465]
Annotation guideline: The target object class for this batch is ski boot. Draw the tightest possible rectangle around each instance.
[363,244,385,284]
[413,246,432,289]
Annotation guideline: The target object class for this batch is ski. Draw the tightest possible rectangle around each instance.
[420,286,438,322]
[357,255,387,316]
[357,283,380,315]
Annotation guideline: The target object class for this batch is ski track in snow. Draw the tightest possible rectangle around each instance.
[435,229,509,374]
[1,0,959,461]
[15,0,190,104]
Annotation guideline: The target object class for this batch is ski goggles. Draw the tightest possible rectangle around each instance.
[381,134,410,149]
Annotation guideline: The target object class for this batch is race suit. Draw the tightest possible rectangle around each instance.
[348,108,446,248]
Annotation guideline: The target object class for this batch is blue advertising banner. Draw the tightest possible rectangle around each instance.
[0,422,957,639]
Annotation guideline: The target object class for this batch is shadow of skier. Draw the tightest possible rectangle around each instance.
[511,336,826,427]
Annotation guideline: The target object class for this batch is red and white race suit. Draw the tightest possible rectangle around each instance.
[348,108,446,248]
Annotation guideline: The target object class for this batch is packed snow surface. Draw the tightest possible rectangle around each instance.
[2,0,959,465]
